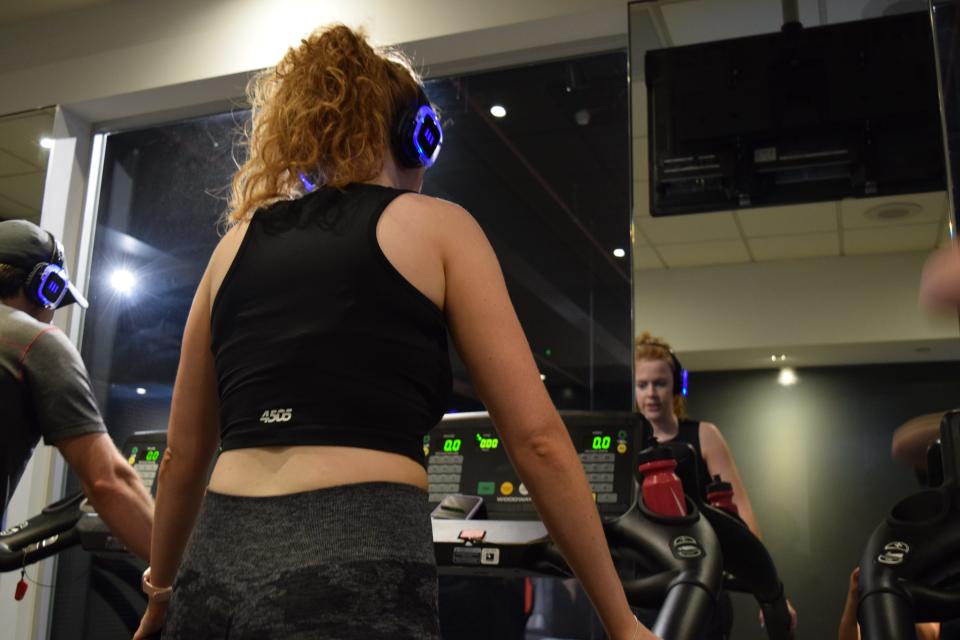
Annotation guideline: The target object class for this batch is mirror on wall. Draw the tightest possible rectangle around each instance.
[630,1,958,639]
[0,106,56,224]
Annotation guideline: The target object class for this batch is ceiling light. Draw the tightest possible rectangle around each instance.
[770,355,777,362]
[109,269,137,295]
[778,368,798,386]
[490,105,507,118]
[779,354,786,361]
[39,137,54,149]
[136,387,147,395]
[540,373,546,381]
[613,248,626,258]
[574,108,591,126]
[864,202,921,222]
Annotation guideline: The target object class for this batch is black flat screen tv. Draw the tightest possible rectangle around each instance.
[646,11,946,216]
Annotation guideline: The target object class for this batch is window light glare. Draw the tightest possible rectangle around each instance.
[613,248,626,258]
[39,137,54,149]
[490,105,507,118]
[109,269,137,295]
[136,387,147,395]
[778,368,798,387]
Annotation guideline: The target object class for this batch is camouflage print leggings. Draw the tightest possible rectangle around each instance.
[162,483,440,640]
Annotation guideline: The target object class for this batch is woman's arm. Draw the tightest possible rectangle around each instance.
[838,568,861,640]
[700,421,799,631]
[699,421,761,537]
[434,199,652,640]
[134,266,221,639]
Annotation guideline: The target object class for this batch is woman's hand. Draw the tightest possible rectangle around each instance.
[133,599,169,640]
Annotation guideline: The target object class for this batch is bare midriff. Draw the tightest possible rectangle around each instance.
[207,446,428,496]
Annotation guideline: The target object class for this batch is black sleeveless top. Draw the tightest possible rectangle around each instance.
[210,183,452,465]
[665,418,713,499]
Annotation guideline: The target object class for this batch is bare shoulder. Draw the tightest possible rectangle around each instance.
[699,421,725,441]
[390,193,479,232]
[698,421,731,452]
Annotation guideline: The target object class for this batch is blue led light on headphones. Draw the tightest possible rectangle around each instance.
[680,369,689,397]
[411,104,443,168]
[36,264,69,309]
[298,172,318,192]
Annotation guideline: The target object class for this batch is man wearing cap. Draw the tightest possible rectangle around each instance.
[0,219,153,561]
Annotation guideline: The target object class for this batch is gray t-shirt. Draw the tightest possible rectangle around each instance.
[0,304,106,520]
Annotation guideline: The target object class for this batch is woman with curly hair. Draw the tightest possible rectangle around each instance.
[134,24,656,640]
[634,332,797,637]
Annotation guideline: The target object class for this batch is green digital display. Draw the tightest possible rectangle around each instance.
[591,435,612,450]
[442,438,462,453]
[145,450,160,462]
[476,434,499,450]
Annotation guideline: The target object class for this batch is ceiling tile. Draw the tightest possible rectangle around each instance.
[736,201,838,237]
[0,110,55,167]
[0,173,45,210]
[840,191,946,229]
[0,150,39,177]
[0,193,40,221]
[638,211,740,244]
[658,239,750,268]
[748,232,839,261]
[939,220,953,247]
[633,245,664,270]
[659,0,785,46]
[844,224,941,255]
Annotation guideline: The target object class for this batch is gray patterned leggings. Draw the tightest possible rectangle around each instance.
[161,482,440,640]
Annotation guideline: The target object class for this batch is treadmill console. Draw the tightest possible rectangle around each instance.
[122,431,167,496]
[425,411,642,520]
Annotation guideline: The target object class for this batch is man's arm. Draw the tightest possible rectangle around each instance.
[891,412,945,472]
[55,432,153,561]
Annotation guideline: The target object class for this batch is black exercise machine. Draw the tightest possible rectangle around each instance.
[857,410,960,640]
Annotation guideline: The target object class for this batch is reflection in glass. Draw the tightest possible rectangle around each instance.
[0,107,56,224]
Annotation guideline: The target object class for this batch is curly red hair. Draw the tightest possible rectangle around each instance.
[635,331,687,418]
[227,24,422,224]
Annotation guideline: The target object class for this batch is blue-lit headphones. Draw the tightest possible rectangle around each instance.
[299,85,443,192]
[640,337,689,397]
[392,85,443,169]
[24,232,70,310]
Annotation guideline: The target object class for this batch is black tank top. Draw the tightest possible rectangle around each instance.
[665,418,712,500]
[211,183,452,465]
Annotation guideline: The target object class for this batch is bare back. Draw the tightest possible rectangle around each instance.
[206,190,446,496]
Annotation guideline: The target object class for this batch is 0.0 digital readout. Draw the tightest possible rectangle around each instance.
[144,449,161,462]
[442,438,462,453]
[591,435,612,451]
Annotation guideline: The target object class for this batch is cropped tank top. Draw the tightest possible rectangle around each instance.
[210,183,452,466]
[665,418,712,499]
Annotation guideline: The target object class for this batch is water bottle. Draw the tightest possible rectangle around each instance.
[638,448,688,517]
[706,474,740,517]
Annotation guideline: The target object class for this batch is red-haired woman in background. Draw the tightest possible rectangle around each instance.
[634,332,797,637]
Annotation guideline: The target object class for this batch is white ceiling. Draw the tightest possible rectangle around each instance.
[0,0,119,27]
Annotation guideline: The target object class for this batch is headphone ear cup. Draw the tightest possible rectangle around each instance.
[23,262,48,307]
[671,352,686,397]
[392,105,420,168]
